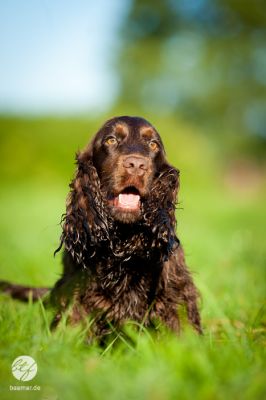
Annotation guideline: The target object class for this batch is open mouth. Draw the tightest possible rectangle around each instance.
[113,186,141,211]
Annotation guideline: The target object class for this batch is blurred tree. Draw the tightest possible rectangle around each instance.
[116,0,266,140]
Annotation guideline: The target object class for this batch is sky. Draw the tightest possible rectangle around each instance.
[0,0,128,115]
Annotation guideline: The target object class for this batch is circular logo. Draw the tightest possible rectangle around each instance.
[11,355,38,381]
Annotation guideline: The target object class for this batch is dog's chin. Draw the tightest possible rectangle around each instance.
[110,206,141,224]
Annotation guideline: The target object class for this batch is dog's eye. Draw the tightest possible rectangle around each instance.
[105,136,118,146]
[149,140,159,151]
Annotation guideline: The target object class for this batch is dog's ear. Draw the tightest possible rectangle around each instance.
[56,144,109,267]
[160,161,180,209]
[143,162,180,256]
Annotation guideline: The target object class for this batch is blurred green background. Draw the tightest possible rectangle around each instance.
[0,1,265,399]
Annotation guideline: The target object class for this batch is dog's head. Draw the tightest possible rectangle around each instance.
[59,116,179,264]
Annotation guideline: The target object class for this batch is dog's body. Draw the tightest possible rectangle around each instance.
[1,116,202,338]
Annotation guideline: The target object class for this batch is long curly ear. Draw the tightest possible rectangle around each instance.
[143,163,180,257]
[158,162,180,223]
[56,145,109,267]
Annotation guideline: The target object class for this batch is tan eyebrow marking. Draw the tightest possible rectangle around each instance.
[140,126,156,138]
[114,122,129,136]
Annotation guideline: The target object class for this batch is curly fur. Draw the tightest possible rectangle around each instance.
[50,116,202,337]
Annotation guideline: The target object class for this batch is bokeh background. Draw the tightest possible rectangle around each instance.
[0,1,265,399]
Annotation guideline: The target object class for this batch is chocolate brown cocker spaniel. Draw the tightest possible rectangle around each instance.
[1,116,202,338]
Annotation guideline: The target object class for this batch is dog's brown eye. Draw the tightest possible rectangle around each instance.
[105,137,117,146]
[149,141,158,151]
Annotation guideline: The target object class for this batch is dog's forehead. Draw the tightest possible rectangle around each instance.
[101,117,161,142]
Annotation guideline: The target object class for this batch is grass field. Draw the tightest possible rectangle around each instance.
[0,116,265,400]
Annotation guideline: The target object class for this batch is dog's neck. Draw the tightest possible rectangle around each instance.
[89,219,178,265]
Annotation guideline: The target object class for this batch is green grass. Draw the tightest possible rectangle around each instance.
[0,116,265,400]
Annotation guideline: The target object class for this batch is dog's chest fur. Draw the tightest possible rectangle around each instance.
[79,256,162,324]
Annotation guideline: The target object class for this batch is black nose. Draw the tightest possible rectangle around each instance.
[123,155,148,176]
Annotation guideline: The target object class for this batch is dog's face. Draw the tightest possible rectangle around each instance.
[91,116,167,223]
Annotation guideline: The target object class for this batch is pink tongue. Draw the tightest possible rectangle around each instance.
[118,194,140,209]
